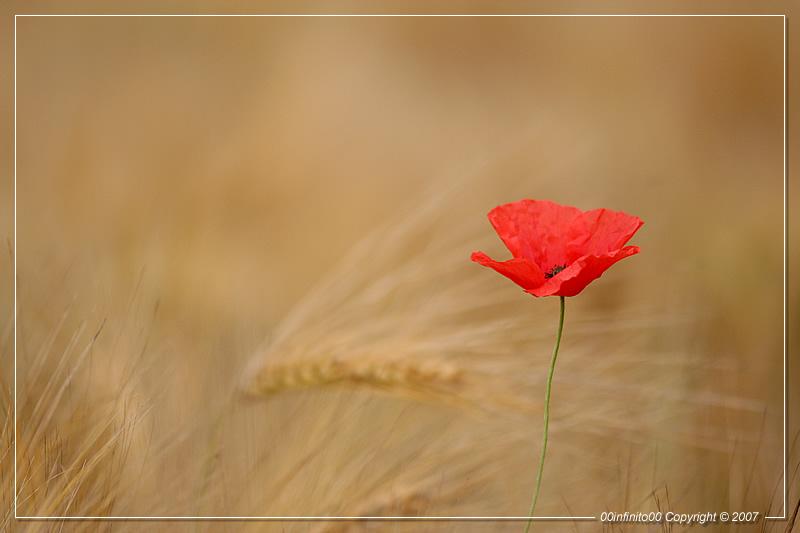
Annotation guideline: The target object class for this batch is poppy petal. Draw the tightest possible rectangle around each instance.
[471,251,546,291]
[488,199,581,268]
[525,246,641,297]
[566,208,644,261]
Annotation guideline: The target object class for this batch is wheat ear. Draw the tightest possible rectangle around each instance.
[243,355,462,402]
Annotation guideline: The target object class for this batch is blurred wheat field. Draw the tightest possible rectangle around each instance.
[4,14,795,532]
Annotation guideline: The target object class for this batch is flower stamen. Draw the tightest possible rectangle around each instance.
[545,264,567,279]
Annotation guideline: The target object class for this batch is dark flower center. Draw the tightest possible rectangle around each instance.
[545,264,567,279]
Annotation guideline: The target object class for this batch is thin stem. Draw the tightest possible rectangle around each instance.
[523,295,565,533]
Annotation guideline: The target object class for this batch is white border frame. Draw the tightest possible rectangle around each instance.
[13,13,787,523]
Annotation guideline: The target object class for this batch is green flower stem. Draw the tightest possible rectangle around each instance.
[523,295,565,533]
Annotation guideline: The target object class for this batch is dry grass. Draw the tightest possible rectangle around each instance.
[3,11,796,533]
[7,285,151,527]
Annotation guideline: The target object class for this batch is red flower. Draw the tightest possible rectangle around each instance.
[471,199,642,297]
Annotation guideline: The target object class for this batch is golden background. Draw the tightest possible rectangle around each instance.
[2,8,796,532]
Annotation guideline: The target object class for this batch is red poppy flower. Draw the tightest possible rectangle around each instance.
[471,199,642,297]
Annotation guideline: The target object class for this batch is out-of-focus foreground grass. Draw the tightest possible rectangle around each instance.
[3,14,796,532]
